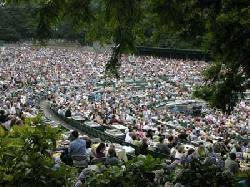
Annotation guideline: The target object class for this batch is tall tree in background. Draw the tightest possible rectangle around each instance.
[152,0,249,113]
[0,6,84,43]
[0,7,36,41]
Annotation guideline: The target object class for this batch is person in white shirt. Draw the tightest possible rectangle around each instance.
[125,129,132,143]
[20,95,26,105]
[143,106,151,122]
[16,102,21,110]
[9,105,16,115]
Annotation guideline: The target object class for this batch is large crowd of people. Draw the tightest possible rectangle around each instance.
[0,46,249,185]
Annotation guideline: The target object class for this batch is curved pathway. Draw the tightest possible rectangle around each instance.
[39,100,84,133]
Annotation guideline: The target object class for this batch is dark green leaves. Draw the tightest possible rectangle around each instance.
[153,0,249,113]
[0,116,76,186]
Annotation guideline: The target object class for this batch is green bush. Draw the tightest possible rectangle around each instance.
[84,155,162,187]
[0,115,77,186]
[83,155,244,187]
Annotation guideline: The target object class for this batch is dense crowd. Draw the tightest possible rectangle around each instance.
[0,46,249,185]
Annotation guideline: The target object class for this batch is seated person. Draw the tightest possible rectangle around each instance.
[145,129,153,140]
[185,148,196,163]
[0,110,7,123]
[204,146,217,165]
[95,142,106,158]
[60,148,73,166]
[139,138,149,155]
[160,124,165,134]
[178,130,188,142]
[174,145,185,163]
[105,147,122,166]
[156,137,170,155]
[65,107,72,117]
[235,145,243,160]
[196,144,206,159]
[109,114,123,125]
[167,136,176,149]
[131,133,141,146]
[82,136,92,161]
[125,129,132,143]
[68,131,88,168]
[68,130,86,157]
[94,112,104,125]
[225,153,239,174]
[216,150,226,169]
[136,129,145,139]
[155,126,161,136]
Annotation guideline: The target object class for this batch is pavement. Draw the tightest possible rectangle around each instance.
[39,100,84,133]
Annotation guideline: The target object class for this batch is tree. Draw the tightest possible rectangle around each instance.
[0,115,76,186]
[152,0,249,113]
[83,155,163,187]
[0,6,86,43]
[0,7,36,41]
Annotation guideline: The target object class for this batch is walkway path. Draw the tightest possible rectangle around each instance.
[39,100,84,133]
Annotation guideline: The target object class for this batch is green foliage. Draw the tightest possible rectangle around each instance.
[0,6,85,43]
[2,0,201,49]
[202,62,222,81]
[83,155,242,187]
[174,160,237,187]
[0,116,76,186]
[153,0,249,113]
[194,62,247,113]
[0,7,36,41]
[104,0,142,51]
[84,155,162,187]
[0,115,246,186]
[152,0,206,47]
[236,170,250,180]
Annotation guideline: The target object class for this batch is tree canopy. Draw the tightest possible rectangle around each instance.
[0,6,85,43]
[152,0,249,113]
[0,7,35,42]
